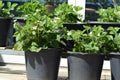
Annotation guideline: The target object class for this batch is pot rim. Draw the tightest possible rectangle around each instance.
[88,21,120,25]
[109,52,120,56]
[67,51,104,55]
[0,17,12,19]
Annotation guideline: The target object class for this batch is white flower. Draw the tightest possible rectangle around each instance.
[13,19,17,22]
[67,31,72,36]
[32,26,37,30]
[25,15,28,17]
[90,31,92,34]
[37,20,40,23]
[97,33,100,36]
[36,9,40,12]
[32,31,36,35]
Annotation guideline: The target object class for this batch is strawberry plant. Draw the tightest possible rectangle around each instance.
[105,27,120,52]
[63,25,108,54]
[96,6,120,22]
[14,2,66,52]
[17,0,49,18]
[54,3,83,23]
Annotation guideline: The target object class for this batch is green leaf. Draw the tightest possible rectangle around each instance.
[0,1,4,9]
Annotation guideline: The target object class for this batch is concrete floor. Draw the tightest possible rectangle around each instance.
[0,63,69,80]
[0,63,111,80]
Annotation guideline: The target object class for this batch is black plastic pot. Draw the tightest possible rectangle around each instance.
[25,48,61,80]
[88,22,120,29]
[13,17,26,26]
[63,23,87,30]
[110,52,120,80]
[6,17,26,48]
[0,17,12,47]
[67,52,104,80]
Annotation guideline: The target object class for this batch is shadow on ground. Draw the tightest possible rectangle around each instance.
[0,54,6,66]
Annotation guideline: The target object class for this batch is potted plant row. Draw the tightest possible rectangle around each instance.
[12,0,120,79]
[13,1,120,80]
[0,1,17,47]
[13,1,86,80]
